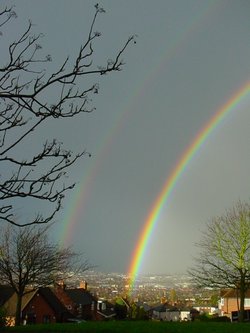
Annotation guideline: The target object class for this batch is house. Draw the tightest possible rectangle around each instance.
[165,306,180,322]
[0,285,15,326]
[219,289,250,320]
[152,303,180,321]
[3,289,36,326]
[193,304,218,315]
[2,287,73,326]
[96,299,116,321]
[52,281,98,321]
[152,303,168,321]
[133,301,152,319]
[21,288,73,324]
[52,283,75,315]
[179,307,191,321]
[179,307,199,321]
[64,288,97,320]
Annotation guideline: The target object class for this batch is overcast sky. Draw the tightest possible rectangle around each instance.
[3,0,250,275]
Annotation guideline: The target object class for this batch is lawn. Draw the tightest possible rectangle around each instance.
[5,321,250,333]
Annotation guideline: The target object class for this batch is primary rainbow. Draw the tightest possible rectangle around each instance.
[127,81,250,293]
[58,1,221,248]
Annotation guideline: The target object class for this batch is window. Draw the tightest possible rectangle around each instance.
[244,298,250,307]
[43,315,51,324]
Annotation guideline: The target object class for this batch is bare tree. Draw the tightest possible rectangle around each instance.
[0,4,135,226]
[0,224,89,325]
[189,201,250,322]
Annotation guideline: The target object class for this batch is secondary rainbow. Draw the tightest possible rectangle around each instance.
[58,1,221,247]
[128,81,250,293]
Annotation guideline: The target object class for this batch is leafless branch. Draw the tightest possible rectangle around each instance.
[0,4,135,226]
[0,224,91,324]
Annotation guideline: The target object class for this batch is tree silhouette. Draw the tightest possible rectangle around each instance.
[0,4,135,226]
[0,224,89,325]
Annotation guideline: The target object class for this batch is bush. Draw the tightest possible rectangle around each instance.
[212,316,231,322]
[196,313,231,322]
[196,313,211,321]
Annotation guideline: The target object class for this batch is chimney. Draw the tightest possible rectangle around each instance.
[58,280,66,290]
[79,280,87,290]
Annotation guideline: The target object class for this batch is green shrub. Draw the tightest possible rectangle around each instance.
[196,313,231,322]
[196,312,211,321]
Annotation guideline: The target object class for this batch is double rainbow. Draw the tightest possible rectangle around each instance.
[58,0,223,247]
[127,81,250,293]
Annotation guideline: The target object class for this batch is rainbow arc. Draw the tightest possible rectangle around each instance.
[127,81,250,295]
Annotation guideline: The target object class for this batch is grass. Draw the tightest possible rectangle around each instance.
[4,321,250,333]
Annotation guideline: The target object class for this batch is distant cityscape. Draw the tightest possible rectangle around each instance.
[68,270,218,306]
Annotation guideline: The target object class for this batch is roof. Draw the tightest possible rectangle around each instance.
[3,290,37,316]
[38,288,72,316]
[179,306,199,312]
[65,288,96,306]
[153,304,167,313]
[134,301,152,312]
[153,303,179,313]
[2,287,72,318]
[0,285,15,306]
[166,306,179,312]
[221,289,250,298]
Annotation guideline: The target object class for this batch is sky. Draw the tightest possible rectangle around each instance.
[2,0,250,275]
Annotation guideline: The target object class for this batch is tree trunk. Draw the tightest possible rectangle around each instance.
[239,280,246,322]
[15,294,22,326]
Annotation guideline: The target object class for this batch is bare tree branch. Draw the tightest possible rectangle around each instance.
[0,224,90,324]
[0,4,135,226]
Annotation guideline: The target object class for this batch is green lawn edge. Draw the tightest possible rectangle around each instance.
[3,321,250,333]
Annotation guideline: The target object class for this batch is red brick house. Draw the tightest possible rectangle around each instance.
[52,282,98,320]
[64,288,97,320]
[1,282,98,325]
[219,289,250,319]
[2,287,73,325]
